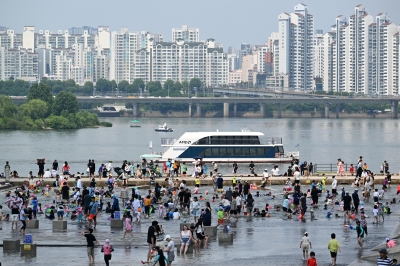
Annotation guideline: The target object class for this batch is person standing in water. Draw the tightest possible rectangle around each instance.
[328,233,341,266]
[300,232,312,260]
[82,228,100,263]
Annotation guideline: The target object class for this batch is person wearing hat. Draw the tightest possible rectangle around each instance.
[377,248,394,265]
[101,239,114,266]
[163,235,175,266]
[300,232,312,260]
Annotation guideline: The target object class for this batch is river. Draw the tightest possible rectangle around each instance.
[0,117,399,175]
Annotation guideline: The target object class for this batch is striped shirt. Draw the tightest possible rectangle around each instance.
[377,257,394,266]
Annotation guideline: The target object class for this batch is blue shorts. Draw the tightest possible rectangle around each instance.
[224,206,231,211]
[192,209,199,217]
[181,238,190,245]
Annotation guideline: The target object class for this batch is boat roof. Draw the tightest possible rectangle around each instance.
[180,132,264,137]
[140,154,162,159]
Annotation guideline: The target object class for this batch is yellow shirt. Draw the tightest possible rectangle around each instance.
[195,178,200,185]
[328,239,340,252]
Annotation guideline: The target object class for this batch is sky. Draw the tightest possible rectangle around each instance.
[1,0,399,49]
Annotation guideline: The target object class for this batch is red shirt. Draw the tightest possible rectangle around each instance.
[307,257,317,266]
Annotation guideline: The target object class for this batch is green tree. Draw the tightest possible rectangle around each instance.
[131,78,145,93]
[174,81,183,92]
[163,79,175,90]
[28,83,54,106]
[0,95,18,117]
[189,78,202,90]
[20,99,48,120]
[95,78,110,94]
[118,80,129,92]
[51,91,79,116]
[181,80,189,93]
[63,79,76,88]
[147,81,162,93]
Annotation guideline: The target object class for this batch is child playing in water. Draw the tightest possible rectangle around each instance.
[122,214,134,240]
[321,174,326,192]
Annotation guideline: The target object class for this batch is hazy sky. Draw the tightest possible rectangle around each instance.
[1,0,399,48]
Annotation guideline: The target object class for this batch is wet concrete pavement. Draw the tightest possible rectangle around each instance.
[1,184,399,266]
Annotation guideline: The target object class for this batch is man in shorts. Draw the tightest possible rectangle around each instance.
[88,197,99,228]
[163,235,175,266]
[328,233,341,266]
[82,228,100,263]
[343,191,353,225]
[228,195,238,222]
[143,221,158,264]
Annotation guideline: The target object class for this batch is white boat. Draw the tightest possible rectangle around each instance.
[160,131,299,163]
[155,123,173,132]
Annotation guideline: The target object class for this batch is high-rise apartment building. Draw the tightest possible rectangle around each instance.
[109,28,138,83]
[172,25,199,43]
[277,3,314,90]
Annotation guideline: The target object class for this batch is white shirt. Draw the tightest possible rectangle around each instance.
[236,197,242,206]
[221,199,230,207]
[271,168,280,176]
[132,199,141,211]
[331,179,337,189]
[168,180,173,188]
[373,191,379,197]
[51,170,57,178]
[173,212,180,220]
[167,240,175,252]
[191,201,200,210]
[76,179,82,190]
[294,171,301,181]
[263,172,269,178]
[43,171,51,178]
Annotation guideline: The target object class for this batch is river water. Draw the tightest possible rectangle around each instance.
[0,117,399,175]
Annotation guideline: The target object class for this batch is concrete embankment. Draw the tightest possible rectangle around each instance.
[2,173,396,188]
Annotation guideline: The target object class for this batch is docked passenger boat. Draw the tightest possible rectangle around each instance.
[160,131,299,163]
[155,123,173,132]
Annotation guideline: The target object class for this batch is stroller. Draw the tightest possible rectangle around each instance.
[113,167,124,176]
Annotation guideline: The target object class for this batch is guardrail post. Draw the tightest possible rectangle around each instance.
[330,163,332,172]
[188,103,192,117]
[233,103,237,117]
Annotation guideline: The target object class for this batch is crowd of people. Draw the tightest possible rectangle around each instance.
[1,156,399,265]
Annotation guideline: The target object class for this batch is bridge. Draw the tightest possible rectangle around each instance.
[11,96,399,119]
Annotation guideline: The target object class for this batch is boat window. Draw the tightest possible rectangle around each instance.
[242,148,250,156]
[250,136,260,144]
[211,148,219,156]
[278,146,284,153]
[197,137,209,145]
[226,148,234,156]
[210,136,220,145]
[204,148,211,157]
[249,148,257,156]
[219,136,226,145]
[256,148,265,155]
[234,148,242,156]
[219,148,226,156]
[199,150,205,157]
[274,147,280,154]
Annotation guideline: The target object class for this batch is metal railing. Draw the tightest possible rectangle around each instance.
[314,163,348,173]
[161,138,176,145]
